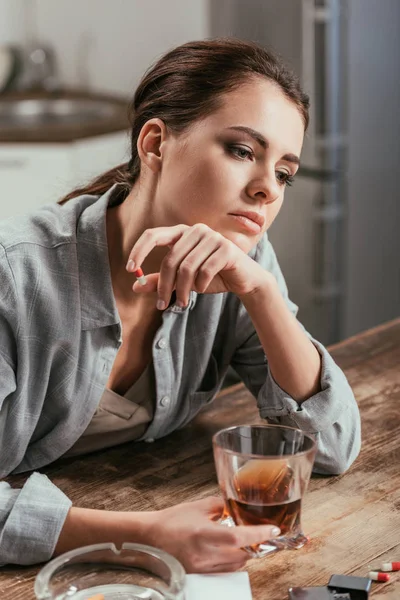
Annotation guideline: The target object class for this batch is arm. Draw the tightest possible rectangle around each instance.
[0,238,280,572]
[0,474,72,565]
[231,236,361,475]
[49,496,281,573]
[0,248,74,565]
[240,274,321,402]
[125,223,361,475]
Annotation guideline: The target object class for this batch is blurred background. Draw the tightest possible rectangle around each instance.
[0,0,399,347]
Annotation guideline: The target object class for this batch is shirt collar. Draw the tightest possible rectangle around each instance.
[76,185,198,330]
[76,185,121,331]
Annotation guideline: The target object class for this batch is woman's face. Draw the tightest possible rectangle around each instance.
[156,77,305,254]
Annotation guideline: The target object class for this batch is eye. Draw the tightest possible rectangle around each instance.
[276,171,295,187]
[227,144,254,161]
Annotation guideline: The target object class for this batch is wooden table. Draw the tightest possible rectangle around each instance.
[1,318,400,599]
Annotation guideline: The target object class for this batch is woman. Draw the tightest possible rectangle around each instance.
[0,38,361,572]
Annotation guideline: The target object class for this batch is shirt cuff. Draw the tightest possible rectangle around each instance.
[257,339,352,433]
[0,472,72,565]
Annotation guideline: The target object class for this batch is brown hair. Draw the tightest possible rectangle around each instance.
[59,37,309,204]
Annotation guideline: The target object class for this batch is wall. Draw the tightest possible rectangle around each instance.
[1,0,209,96]
[0,0,26,44]
[344,0,400,336]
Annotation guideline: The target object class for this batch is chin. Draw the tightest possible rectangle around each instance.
[220,229,258,254]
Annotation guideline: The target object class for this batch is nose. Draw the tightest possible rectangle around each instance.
[246,170,280,204]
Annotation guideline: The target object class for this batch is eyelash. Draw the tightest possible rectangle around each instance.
[227,144,295,187]
[276,171,295,187]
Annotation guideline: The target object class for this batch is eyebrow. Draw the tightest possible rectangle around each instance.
[225,126,300,166]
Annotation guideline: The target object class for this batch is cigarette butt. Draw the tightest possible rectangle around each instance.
[133,267,147,285]
[86,595,104,600]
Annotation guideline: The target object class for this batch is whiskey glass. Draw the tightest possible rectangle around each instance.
[213,424,317,558]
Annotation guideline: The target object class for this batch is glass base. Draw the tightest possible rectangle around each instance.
[219,515,309,558]
[245,531,309,558]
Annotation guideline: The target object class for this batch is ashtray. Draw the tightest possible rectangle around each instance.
[34,542,186,599]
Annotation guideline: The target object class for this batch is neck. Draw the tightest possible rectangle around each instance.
[106,182,168,306]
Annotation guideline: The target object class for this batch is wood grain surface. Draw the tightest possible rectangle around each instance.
[1,318,399,599]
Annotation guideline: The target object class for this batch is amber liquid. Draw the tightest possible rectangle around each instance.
[227,497,301,535]
[225,458,301,535]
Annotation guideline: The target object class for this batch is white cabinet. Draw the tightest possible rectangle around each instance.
[0,131,130,220]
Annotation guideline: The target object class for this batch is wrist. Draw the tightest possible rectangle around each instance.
[54,506,158,556]
[238,271,278,304]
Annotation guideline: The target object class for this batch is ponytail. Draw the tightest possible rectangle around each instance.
[58,161,136,204]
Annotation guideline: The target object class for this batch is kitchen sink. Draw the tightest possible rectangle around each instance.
[0,97,125,129]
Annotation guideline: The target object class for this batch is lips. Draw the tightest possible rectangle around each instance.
[229,211,265,229]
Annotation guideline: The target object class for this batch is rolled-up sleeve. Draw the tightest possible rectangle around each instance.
[0,473,72,565]
[0,246,72,565]
[230,235,361,475]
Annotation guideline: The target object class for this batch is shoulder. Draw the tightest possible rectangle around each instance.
[0,194,96,252]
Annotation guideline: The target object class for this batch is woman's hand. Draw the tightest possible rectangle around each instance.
[55,498,279,574]
[145,496,280,573]
[126,224,271,309]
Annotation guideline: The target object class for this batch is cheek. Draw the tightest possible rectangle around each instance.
[173,155,230,210]
[186,156,226,192]
[266,195,284,228]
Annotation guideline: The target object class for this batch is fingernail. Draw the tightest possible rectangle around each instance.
[156,299,166,310]
[271,527,281,536]
[126,259,136,272]
[176,300,186,308]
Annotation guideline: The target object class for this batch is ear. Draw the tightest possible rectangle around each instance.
[137,118,168,173]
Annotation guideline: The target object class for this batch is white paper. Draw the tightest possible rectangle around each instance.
[185,572,253,600]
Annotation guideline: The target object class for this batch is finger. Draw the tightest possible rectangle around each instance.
[174,238,221,307]
[126,225,188,272]
[199,522,280,547]
[194,245,232,293]
[208,547,249,565]
[205,561,247,573]
[157,226,218,308]
[230,523,281,548]
[132,272,159,293]
[189,496,225,515]
[192,554,248,574]
[186,547,248,574]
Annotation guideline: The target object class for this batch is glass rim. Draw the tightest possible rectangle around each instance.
[34,542,186,599]
[212,423,317,460]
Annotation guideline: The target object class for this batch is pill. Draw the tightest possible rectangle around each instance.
[368,571,390,582]
[87,595,104,600]
[133,267,147,285]
[381,561,400,572]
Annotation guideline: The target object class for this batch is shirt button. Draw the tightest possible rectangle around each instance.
[145,438,155,443]
[160,395,170,407]
[157,338,167,349]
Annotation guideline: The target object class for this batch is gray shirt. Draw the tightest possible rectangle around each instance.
[0,185,361,565]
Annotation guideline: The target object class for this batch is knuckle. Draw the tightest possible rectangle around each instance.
[193,222,209,234]
[224,245,236,261]
[199,265,212,279]
[179,261,194,276]
[228,532,241,547]
[186,551,205,573]
[157,286,168,297]
[163,254,176,269]
[143,228,154,239]
[192,525,207,539]
[194,556,212,573]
